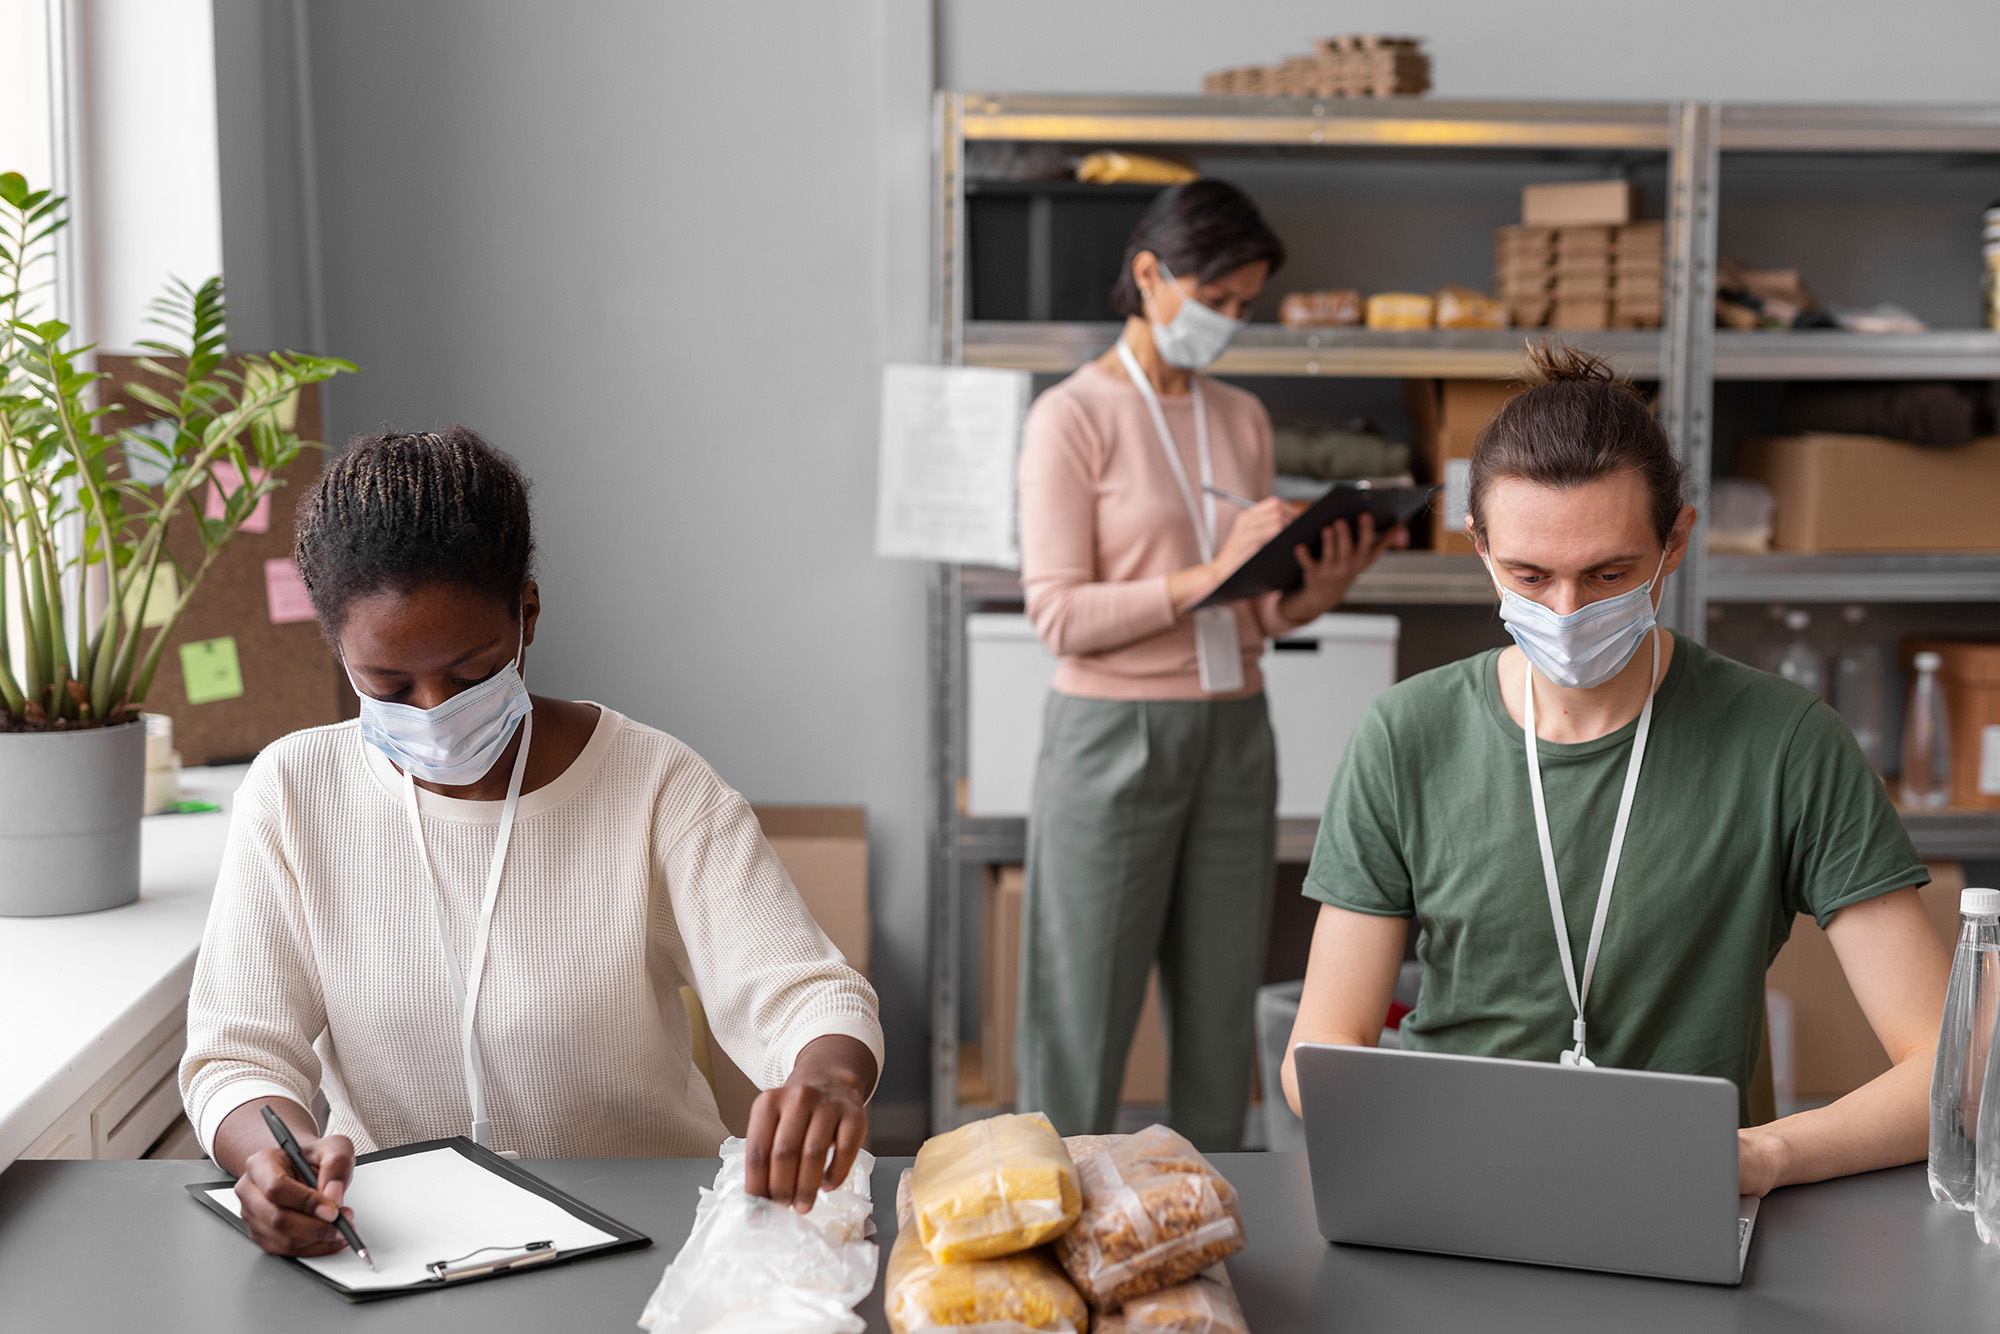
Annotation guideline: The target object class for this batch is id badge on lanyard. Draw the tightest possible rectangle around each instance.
[1116,341,1246,696]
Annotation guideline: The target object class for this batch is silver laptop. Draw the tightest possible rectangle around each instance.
[1295,1043,1759,1285]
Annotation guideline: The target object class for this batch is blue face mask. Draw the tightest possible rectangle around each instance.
[348,627,530,785]
[1489,551,1667,690]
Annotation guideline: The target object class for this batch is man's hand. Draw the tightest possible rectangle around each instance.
[1739,1126,1785,1198]
[743,1034,876,1212]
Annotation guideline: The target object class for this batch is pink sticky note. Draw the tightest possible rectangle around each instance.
[206,461,271,533]
[264,557,316,624]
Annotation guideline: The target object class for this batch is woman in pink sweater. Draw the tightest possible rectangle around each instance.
[1015,181,1398,1147]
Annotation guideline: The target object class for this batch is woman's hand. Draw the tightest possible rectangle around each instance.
[1276,513,1407,624]
[231,1125,357,1257]
[1167,497,1301,612]
[743,1034,876,1212]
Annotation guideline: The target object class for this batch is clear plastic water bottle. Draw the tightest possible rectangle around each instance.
[1832,606,1888,772]
[1931,887,2000,1211]
[1775,609,1824,695]
[1901,651,1952,809]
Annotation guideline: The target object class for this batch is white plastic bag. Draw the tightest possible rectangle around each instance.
[637,1137,879,1334]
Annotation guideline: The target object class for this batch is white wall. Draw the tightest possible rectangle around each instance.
[80,0,222,350]
[213,0,937,1121]
[939,0,2000,102]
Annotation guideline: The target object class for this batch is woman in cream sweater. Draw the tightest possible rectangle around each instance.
[179,426,881,1258]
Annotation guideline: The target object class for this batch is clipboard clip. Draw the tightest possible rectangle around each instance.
[426,1239,557,1281]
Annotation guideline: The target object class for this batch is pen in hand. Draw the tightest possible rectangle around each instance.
[260,1104,374,1269]
[1201,483,1260,509]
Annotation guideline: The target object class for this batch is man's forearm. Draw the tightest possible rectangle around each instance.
[1749,1050,1932,1189]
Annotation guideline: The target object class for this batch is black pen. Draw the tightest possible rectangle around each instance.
[260,1104,374,1269]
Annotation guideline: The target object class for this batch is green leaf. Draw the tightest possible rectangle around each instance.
[0,172,28,207]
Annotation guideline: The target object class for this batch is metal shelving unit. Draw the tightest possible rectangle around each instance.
[927,94,2000,1133]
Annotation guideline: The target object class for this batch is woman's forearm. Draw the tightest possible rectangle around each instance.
[212,1096,321,1178]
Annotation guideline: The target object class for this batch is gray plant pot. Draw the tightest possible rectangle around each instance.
[0,719,145,916]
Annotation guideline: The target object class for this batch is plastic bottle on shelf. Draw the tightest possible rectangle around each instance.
[1934,887,2000,1212]
[1774,609,1824,696]
[1901,651,1952,809]
[1832,605,1889,773]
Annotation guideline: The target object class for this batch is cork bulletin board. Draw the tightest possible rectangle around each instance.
[97,356,355,766]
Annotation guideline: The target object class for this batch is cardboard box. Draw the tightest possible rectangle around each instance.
[980,865,1025,1103]
[1907,641,2000,808]
[1765,864,1962,1098]
[1554,274,1613,299]
[979,864,1169,1107]
[1552,297,1612,330]
[1406,378,1526,551]
[754,806,870,976]
[1523,180,1636,227]
[1733,434,2000,553]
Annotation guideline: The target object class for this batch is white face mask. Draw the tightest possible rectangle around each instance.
[1489,550,1668,690]
[1149,260,1246,369]
[348,625,531,785]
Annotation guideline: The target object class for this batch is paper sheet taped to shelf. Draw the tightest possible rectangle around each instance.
[876,364,1030,567]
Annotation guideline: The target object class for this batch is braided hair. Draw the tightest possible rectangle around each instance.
[294,425,534,640]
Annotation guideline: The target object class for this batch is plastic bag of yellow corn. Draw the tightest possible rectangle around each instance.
[887,1169,1090,1334]
[910,1112,1082,1263]
[1093,1271,1245,1334]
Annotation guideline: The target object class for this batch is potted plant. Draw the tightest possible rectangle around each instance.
[0,172,355,915]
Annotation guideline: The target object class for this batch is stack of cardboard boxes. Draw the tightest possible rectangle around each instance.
[1203,35,1431,99]
[1492,182,1665,330]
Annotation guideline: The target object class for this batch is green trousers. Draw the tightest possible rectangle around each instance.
[1017,691,1276,1152]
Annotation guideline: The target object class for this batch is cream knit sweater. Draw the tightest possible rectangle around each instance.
[179,705,882,1159]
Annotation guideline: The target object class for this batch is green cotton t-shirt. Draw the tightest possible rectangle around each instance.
[1304,635,1928,1123]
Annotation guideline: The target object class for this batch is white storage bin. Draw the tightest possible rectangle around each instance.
[966,612,1400,819]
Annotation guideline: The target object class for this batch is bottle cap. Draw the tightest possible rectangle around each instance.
[1915,651,1943,672]
[1964,888,2000,916]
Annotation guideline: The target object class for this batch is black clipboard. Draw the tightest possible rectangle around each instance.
[1194,483,1438,608]
[186,1136,651,1303]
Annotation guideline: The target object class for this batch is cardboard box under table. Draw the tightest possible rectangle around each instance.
[1733,434,2000,553]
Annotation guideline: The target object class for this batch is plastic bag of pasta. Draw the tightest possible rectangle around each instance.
[1052,1126,1245,1309]
[887,1170,1090,1334]
[910,1112,1081,1263]
[1098,1272,1247,1334]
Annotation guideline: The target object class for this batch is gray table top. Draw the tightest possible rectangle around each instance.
[0,1154,1992,1332]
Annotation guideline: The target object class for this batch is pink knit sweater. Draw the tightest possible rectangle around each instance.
[1017,359,1301,700]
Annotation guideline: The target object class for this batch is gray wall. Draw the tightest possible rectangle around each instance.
[213,0,937,1130]
[939,0,2000,101]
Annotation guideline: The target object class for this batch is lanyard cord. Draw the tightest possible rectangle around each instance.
[1115,340,1216,563]
[400,707,532,1146]
[1524,629,1659,1068]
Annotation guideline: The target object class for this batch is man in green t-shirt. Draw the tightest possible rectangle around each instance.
[1281,347,1950,1197]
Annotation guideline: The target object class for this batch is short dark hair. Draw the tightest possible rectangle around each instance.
[1110,179,1286,319]
[294,425,534,640]
[1468,342,1686,545]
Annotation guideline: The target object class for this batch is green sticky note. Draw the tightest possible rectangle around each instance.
[121,565,179,629]
[180,636,244,705]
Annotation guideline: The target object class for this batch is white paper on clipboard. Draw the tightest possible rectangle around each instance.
[875,364,1030,568]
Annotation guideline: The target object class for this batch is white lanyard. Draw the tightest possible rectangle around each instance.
[400,708,532,1147]
[1115,340,1216,562]
[1524,630,1659,1069]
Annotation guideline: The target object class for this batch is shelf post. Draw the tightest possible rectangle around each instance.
[928,92,968,1135]
[1660,101,1720,641]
